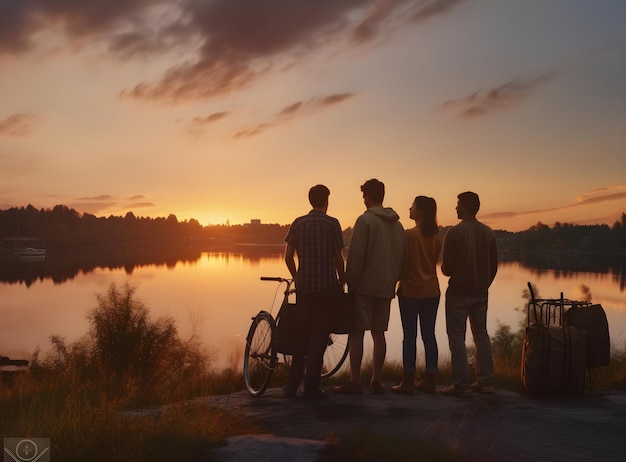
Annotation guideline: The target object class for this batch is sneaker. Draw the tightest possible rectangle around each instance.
[302,389,329,400]
[438,384,469,397]
[370,380,386,394]
[332,381,363,395]
[471,382,497,394]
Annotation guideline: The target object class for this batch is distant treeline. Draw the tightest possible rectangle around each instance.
[0,205,289,249]
[1,205,625,254]
[491,214,626,254]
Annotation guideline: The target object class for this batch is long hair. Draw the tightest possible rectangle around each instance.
[414,196,438,237]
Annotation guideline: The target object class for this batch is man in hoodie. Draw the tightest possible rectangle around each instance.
[333,179,406,394]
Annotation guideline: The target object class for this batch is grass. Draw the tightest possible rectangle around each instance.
[0,374,262,461]
[2,282,625,461]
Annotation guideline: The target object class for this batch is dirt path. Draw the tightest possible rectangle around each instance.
[207,385,626,461]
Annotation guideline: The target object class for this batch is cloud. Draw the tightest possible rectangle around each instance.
[481,186,626,221]
[1,1,467,103]
[67,201,118,215]
[408,0,468,23]
[0,113,38,137]
[187,111,231,136]
[126,201,156,209]
[576,186,626,204]
[77,194,113,201]
[351,0,396,45]
[119,1,379,103]
[233,92,356,139]
[439,75,553,118]
[64,194,156,215]
[351,0,467,44]
[192,112,230,125]
[0,0,161,56]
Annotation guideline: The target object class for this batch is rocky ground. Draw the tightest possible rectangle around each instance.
[206,384,626,462]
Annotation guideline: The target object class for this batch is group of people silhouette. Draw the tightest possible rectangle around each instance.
[283,178,498,399]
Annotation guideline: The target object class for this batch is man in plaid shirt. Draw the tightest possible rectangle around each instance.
[284,184,345,399]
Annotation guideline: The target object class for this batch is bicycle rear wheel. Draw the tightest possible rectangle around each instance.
[321,333,349,378]
[244,311,277,396]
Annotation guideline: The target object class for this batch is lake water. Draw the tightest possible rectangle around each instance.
[1,251,625,371]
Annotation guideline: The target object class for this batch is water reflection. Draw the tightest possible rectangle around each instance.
[3,248,625,291]
[502,251,626,291]
[0,245,285,286]
[1,250,625,371]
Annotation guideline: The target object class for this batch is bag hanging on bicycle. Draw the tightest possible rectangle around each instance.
[274,301,302,355]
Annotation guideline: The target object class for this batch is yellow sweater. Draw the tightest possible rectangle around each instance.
[398,225,441,299]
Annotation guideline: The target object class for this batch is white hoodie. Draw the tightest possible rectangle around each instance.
[346,206,407,299]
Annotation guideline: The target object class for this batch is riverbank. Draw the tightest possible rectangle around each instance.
[207,384,626,462]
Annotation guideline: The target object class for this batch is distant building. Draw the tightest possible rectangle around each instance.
[250,219,261,226]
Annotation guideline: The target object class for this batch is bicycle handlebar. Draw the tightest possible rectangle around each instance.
[260,276,295,296]
[260,276,289,282]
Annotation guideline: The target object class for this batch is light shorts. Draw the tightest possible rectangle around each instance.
[353,293,392,332]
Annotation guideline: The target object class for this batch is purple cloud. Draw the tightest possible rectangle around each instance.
[1,1,468,104]
[409,0,468,23]
[439,76,552,118]
[233,92,356,139]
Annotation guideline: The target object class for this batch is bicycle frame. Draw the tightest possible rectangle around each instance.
[260,276,296,316]
[243,276,349,397]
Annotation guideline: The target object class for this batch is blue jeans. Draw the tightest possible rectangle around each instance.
[445,293,494,388]
[398,295,440,374]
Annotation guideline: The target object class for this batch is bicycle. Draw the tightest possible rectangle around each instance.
[243,276,349,397]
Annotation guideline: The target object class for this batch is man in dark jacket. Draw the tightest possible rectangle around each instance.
[440,191,498,396]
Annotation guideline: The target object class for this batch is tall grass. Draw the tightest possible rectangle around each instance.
[0,282,260,461]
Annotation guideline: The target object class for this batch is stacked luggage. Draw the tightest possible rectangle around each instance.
[521,282,610,398]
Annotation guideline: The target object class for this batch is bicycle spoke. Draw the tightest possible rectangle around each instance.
[243,311,277,396]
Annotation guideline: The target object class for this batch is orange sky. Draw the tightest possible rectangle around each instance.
[1,0,625,232]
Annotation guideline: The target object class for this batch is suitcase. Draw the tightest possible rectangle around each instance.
[521,283,588,398]
[564,304,610,368]
[522,324,587,398]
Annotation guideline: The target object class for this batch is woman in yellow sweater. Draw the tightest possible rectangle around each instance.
[392,196,442,394]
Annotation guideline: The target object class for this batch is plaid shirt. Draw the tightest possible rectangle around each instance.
[284,210,344,294]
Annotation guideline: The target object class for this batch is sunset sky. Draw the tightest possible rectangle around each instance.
[1,0,625,232]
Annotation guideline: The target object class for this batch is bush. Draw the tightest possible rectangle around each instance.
[90,283,181,390]
[32,282,213,405]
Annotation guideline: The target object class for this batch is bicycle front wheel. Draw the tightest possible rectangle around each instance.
[321,333,349,378]
[243,311,277,397]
